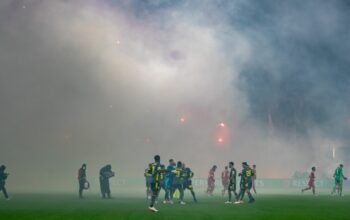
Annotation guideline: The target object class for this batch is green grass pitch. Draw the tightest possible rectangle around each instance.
[0,193,349,220]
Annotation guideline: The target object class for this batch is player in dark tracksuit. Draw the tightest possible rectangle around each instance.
[0,165,9,200]
[182,163,197,203]
[235,162,255,204]
[148,155,165,212]
[225,161,238,203]
[156,164,166,202]
[144,166,153,199]
[99,164,115,199]
[171,161,185,204]
[78,163,88,199]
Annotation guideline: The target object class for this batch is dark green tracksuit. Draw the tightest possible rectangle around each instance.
[228,167,238,201]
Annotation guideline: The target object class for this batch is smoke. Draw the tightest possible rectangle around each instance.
[0,0,349,191]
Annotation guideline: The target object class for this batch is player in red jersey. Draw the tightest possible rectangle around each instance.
[221,166,229,196]
[206,165,217,196]
[302,167,316,195]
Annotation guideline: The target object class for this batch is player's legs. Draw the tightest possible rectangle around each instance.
[100,179,106,198]
[150,183,160,208]
[179,185,184,202]
[0,186,9,199]
[227,183,234,202]
[252,179,257,194]
[146,179,151,199]
[208,181,215,195]
[206,181,211,194]
[187,181,197,202]
[79,179,84,198]
[246,182,255,202]
[302,186,311,192]
[312,185,315,195]
[106,180,111,198]
[332,179,338,195]
[222,183,227,196]
[238,188,245,201]
[236,182,247,202]
[233,183,238,199]
[339,181,343,196]
[190,189,197,202]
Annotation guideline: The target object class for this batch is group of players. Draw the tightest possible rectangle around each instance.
[206,162,256,204]
[144,157,197,211]
[145,155,256,212]
[301,164,348,196]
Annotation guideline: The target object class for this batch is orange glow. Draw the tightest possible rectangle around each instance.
[217,137,223,143]
[180,117,185,123]
[219,122,225,127]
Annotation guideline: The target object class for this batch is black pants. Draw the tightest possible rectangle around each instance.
[238,182,254,201]
[183,180,197,202]
[228,182,238,201]
[100,178,111,198]
[150,182,160,207]
[79,179,85,198]
[171,183,184,201]
[0,185,9,199]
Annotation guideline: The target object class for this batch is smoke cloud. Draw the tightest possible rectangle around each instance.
[0,0,349,191]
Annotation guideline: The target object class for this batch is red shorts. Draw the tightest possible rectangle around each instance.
[308,181,315,187]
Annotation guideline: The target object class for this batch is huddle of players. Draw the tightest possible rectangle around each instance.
[145,155,197,212]
[301,164,348,196]
[222,162,256,204]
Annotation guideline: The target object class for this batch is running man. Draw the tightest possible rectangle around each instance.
[221,166,229,197]
[331,164,347,196]
[206,165,217,196]
[301,166,316,195]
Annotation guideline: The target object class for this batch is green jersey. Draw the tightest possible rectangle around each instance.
[334,167,344,181]
[242,166,253,184]
[229,168,237,184]
[173,167,184,184]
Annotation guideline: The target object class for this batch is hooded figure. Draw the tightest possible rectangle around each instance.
[99,164,115,199]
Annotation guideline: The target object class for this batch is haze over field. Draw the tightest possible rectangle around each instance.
[1,0,350,191]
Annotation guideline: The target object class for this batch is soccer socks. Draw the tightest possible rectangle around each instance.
[247,191,254,202]
[191,190,197,202]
